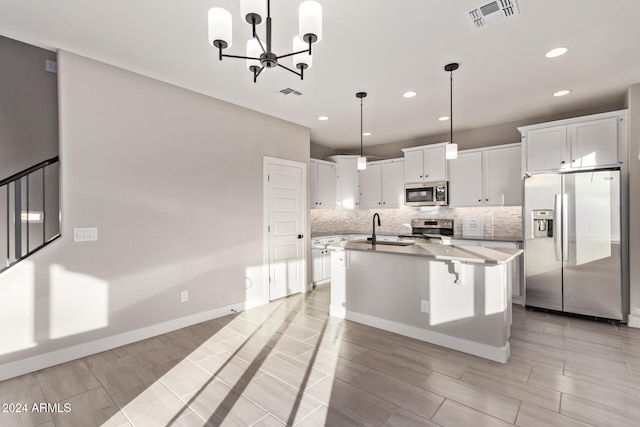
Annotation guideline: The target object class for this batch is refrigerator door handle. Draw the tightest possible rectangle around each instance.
[554,194,562,261]
[562,193,569,262]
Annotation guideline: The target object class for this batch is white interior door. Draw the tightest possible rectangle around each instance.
[265,158,306,301]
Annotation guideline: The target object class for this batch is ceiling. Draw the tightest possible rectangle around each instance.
[1,0,639,150]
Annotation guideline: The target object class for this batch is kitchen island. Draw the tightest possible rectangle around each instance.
[330,241,522,363]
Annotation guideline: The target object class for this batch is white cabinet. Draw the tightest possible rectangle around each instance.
[402,143,447,183]
[311,236,337,283]
[449,144,522,207]
[449,151,483,206]
[519,111,627,174]
[327,156,360,209]
[359,159,405,208]
[310,159,336,209]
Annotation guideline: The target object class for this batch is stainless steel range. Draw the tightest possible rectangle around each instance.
[399,218,454,244]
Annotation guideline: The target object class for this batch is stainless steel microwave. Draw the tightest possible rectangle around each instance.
[404,181,448,206]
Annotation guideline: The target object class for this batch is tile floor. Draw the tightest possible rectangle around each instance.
[2,284,640,426]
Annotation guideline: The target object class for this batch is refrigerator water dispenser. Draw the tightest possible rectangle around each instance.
[532,209,553,238]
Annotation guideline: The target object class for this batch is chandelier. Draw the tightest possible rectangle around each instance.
[208,0,323,83]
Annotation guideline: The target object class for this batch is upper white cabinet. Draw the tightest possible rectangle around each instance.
[359,159,404,208]
[449,143,522,207]
[327,155,360,209]
[310,159,336,209]
[519,110,627,174]
[402,143,447,183]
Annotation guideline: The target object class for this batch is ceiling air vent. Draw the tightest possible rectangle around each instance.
[277,87,303,97]
[467,0,519,29]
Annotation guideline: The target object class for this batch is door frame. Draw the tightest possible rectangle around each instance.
[263,156,309,302]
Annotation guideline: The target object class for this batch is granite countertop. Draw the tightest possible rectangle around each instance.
[336,241,522,265]
[312,232,522,243]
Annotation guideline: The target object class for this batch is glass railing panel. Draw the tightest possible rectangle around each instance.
[0,185,7,269]
[27,169,45,252]
[44,162,60,242]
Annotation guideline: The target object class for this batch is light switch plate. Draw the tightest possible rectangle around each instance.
[74,227,98,242]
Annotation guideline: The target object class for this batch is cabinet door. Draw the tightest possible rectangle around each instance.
[316,162,336,208]
[310,162,319,207]
[449,151,483,206]
[359,164,382,208]
[381,161,405,208]
[570,118,617,168]
[525,126,567,173]
[404,150,424,183]
[336,158,359,209]
[424,146,447,181]
[484,145,522,206]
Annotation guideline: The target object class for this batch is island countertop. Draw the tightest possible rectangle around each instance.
[339,241,522,265]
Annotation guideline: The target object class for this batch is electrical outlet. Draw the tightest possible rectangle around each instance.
[180,290,189,303]
[420,300,430,313]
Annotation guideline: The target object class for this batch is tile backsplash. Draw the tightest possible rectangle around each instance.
[310,206,522,239]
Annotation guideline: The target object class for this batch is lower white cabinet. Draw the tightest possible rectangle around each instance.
[312,236,337,283]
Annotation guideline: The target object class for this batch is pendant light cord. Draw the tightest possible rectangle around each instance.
[450,68,453,145]
[360,97,363,157]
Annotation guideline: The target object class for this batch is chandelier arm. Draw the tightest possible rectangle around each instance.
[276,63,303,80]
[253,66,265,83]
[276,48,311,60]
[220,53,260,60]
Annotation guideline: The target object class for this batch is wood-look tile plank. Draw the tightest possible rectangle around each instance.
[460,367,560,412]
[36,360,101,403]
[421,372,520,423]
[87,355,157,398]
[259,353,327,390]
[304,376,398,426]
[182,379,267,426]
[351,370,444,419]
[239,373,323,425]
[112,381,192,427]
[50,386,127,427]
[384,408,441,427]
[352,348,432,386]
[561,393,640,426]
[295,348,370,384]
[515,401,592,427]
[392,346,467,379]
[0,383,52,427]
[564,361,640,394]
[528,368,640,416]
[431,399,515,427]
[295,404,367,427]
[195,350,265,390]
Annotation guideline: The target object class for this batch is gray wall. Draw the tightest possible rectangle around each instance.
[311,102,624,160]
[0,35,58,178]
[0,51,310,376]
[626,84,640,322]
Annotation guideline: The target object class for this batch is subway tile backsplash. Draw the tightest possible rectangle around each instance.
[310,206,522,239]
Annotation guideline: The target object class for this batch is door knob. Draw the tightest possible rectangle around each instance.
[297,234,304,239]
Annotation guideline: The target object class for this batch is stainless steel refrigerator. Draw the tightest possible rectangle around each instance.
[524,169,625,321]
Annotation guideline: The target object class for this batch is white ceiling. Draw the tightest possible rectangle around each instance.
[2,0,639,150]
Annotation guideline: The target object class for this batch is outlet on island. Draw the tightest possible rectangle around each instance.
[420,300,430,313]
[181,290,189,303]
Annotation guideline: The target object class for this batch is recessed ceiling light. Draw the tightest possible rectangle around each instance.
[318,116,328,121]
[438,116,450,121]
[362,132,371,136]
[545,47,568,58]
[403,91,417,98]
[553,90,571,97]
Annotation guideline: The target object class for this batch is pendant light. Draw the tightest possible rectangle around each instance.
[444,63,459,160]
[356,92,367,170]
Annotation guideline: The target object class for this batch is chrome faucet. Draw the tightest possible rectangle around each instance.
[372,213,381,246]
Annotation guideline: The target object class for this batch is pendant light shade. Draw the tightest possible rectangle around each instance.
[445,62,459,160]
[356,92,367,170]
[293,36,312,70]
[208,8,233,49]
[299,1,323,43]
[446,143,458,159]
[246,38,263,71]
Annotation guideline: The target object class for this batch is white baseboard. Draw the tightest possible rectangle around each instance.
[627,314,640,328]
[346,311,510,364]
[0,300,264,382]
